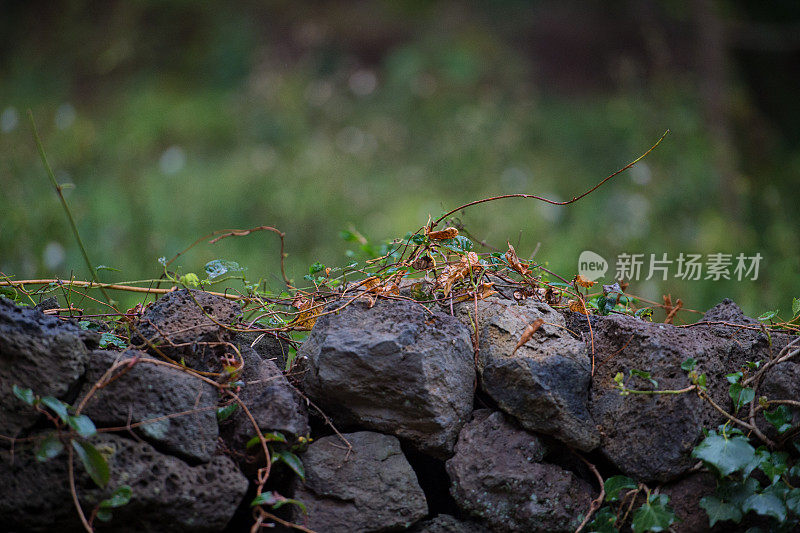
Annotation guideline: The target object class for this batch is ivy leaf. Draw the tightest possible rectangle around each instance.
[273,450,305,481]
[786,488,800,515]
[793,297,800,318]
[681,358,697,371]
[630,369,658,388]
[604,475,638,502]
[726,372,743,384]
[586,506,618,533]
[12,385,35,405]
[765,405,794,434]
[204,259,245,281]
[35,434,64,462]
[216,404,238,423]
[40,396,70,423]
[308,262,326,275]
[67,414,97,438]
[758,310,778,322]
[728,383,755,411]
[72,440,110,488]
[440,236,474,253]
[631,494,675,533]
[758,451,788,484]
[250,491,307,514]
[741,491,787,522]
[100,485,132,508]
[699,495,742,527]
[245,431,288,450]
[691,430,756,476]
[99,332,127,349]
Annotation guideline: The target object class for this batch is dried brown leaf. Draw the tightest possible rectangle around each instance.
[568,299,588,315]
[574,274,597,288]
[505,242,529,276]
[426,227,459,240]
[511,318,544,355]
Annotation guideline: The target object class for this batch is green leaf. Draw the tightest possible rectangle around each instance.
[67,415,97,438]
[696,373,707,390]
[634,308,653,320]
[440,236,474,253]
[741,491,787,522]
[586,506,619,533]
[35,434,64,462]
[631,493,675,533]
[216,404,238,422]
[245,431,287,449]
[699,495,742,526]
[726,372,743,384]
[99,333,127,349]
[99,485,132,509]
[604,475,638,502]
[40,396,70,422]
[204,259,246,281]
[250,491,307,514]
[786,488,800,515]
[681,358,697,371]
[308,262,326,275]
[691,430,756,476]
[729,383,755,411]
[95,265,121,273]
[758,310,778,322]
[273,450,305,481]
[758,451,788,484]
[630,369,658,387]
[96,509,113,522]
[13,385,35,405]
[793,297,800,318]
[72,440,110,488]
[765,405,794,434]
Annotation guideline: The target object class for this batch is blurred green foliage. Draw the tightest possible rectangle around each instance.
[0,1,798,317]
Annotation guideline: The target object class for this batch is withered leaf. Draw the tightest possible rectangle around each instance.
[427,227,459,240]
[568,299,589,315]
[505,242,529,276]
[511,318,544,355]
[411,254,435,271]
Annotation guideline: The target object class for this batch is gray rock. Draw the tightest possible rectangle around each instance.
[0,432,248,532]
[0,297,97,439]
[589,299,781,482]
[758,360,800,439]
[454,297,599,451]
[78,350,219,463]
[133,289,241,371]
[446,410,592,532]
[660,472,719,533]
[235,330,292,370]
[409,514,490,532]
[222,346,309,463]
[292,431,428,532]
[299,299,474,458]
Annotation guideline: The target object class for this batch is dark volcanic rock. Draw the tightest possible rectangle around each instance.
[0,297,97,439]
[133,289,241,371]
[454,297,599,451]
[409,514,490,532]
[221,345,309,466]
[660,472,718,533]
[0,432,248,532]
[234,330,292,370]
[78,350,219,463]
[589,299,782,482]
[299,299,474,458]
[758,359,800,439]
[292,431,428,532]
[446,410,592,532]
